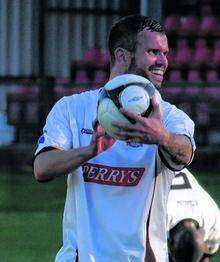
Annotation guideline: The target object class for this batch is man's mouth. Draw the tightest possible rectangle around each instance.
[150,69,164,76]
[149,69,164,82]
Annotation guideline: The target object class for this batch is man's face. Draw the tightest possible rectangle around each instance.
[126,29,169,89]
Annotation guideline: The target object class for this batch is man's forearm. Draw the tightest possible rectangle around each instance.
[159,132,193,166]
[34,145,96,182]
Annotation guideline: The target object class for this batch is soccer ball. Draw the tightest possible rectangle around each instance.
[97,74,156,140]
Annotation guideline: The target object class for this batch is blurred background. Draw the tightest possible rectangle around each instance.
[0,0,219,261]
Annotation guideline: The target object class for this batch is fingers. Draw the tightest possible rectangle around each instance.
[92,118,99,130]
[120,108,146,125]
[150,94,162,118]
[111,121,144,141]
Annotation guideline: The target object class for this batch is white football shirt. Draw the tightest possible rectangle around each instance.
[167,169,220,255]
[35,88,195,261]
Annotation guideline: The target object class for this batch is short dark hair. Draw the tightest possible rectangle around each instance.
[169,219,203,262]
[108,14,165,64]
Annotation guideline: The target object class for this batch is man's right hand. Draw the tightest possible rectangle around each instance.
[91,121,115,155]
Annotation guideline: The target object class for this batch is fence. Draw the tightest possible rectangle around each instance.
[5,79,220,147]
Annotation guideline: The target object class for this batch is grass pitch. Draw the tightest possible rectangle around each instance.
[0,168,219,261]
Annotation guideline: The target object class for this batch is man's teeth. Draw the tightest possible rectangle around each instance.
[151,70,163,75]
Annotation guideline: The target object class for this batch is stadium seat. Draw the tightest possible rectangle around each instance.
[15,83,39,97]
[192,38,210,65]
[167,48,176,66]
[164,15,181,34]
[54,77,71,98]
[212,40,220,65]
[199,15,218,35]
[174,39,192,65]
[84,47,102,64]
[179,15,199,35]
[187,70,202,82]
[74,70,89,84]
[25,102,38,124]
[204,87,220,98]
[206,70,219,82]
[93,70,108,86]
[185,70,201,95]
[100,48,110,66]
[168,70,183,82]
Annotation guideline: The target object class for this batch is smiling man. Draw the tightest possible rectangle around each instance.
[34,15,195,261]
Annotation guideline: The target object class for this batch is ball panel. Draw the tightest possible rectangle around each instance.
[97,97,130,139]
[104,74,152,91]
[119,85,150,114]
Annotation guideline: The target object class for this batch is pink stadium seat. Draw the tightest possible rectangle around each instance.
[167,70,184,96]
[15,86,31,94]
[74,70,89,84]
[15,84,39,95]
[185,70,201,95]
[192,38,210,65]
[174,39,192,65]
[100,48,110,66]
[26,102,38,124]
[179,15,199,35]
[212,40,220,65]
[203,87,220,98]
[187,70,202,82]
[93,70,108,86]
[54,77,70,98]
[206,70,219,82]
[84,47,102,64]
[167,48,176,66]
[168,70,183,82]
[164,15,180,33]
[199,15,218,35]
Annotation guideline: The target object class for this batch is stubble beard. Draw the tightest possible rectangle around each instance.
[125,57,161,89]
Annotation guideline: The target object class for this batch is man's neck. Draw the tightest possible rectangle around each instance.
[109,67,125,80]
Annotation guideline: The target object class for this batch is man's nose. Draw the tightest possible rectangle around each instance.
[157,54,168,67]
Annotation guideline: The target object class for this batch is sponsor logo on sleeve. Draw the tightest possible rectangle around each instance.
[82,163,145,186]
[126,141,143,147]
[38,135,45,144]
[81,128,93,135]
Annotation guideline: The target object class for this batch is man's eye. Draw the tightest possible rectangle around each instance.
[149,49,160,55]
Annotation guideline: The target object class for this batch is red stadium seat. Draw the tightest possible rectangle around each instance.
[74,70,89,84]
[206,70,219,82]
[174,39,192,65]
[192,38,210,65]
[187,70,202,82]
[164,15,181,34]
[168,70,183,82]
[100,48,110,66]
[93,70,108,86]
[84,47,102,64]
[199,15,218,36]
[179,15,199,35]
[212,40,220,65]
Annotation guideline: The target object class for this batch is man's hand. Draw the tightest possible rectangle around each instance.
[91,120,115,155]
[111,94,193,166]
[111,94,168,145]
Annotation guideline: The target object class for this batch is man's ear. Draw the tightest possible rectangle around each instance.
[114,48,131,69]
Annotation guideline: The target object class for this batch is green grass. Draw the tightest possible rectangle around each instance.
[0,168,219,261]
[0,212,62,262]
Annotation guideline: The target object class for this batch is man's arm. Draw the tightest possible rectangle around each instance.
[112,95,193,167]
[34,126,115,182]
[158,132,193,167]
[34,144,97,182]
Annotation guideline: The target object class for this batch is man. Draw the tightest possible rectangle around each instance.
[33,15,195,261]
[167,169,220,261]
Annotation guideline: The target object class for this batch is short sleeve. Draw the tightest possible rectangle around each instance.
[164,106,196,151]
[159,103,196,171]
[35,97,73,155]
